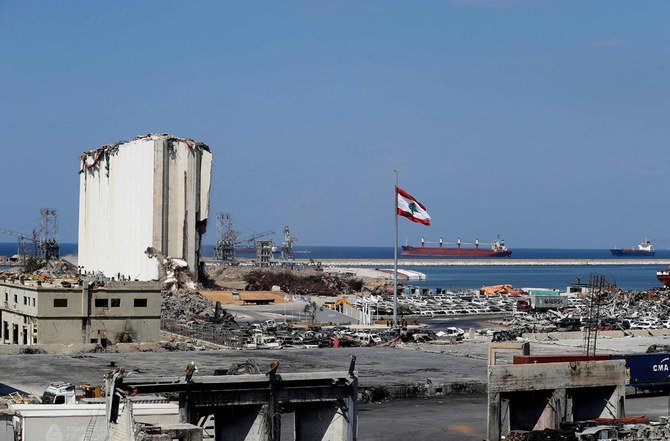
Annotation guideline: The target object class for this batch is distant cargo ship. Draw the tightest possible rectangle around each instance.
[610,240,655,256]
[401,237,511,257]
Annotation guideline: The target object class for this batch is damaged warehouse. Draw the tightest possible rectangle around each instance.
[78,134,213,282]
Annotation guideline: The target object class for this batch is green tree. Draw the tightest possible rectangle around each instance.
[303,301,323,323]
[24,256,46,274]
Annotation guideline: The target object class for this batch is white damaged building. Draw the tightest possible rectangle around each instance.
[78,134,213,281]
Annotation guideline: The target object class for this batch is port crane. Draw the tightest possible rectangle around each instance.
[214,230,275,261]
[235,231,275,252]
[0,209,59,264]
[214,212,276,261]
[0,228,38,264]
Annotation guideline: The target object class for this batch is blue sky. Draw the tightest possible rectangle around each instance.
[1,1,669,248]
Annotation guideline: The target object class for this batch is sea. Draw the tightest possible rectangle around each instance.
[2,243,667,292]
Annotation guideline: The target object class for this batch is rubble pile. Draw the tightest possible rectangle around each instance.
[243,269,363,297]
[161,291,214,321]
[206,265,259,282]
[38,258,78,277]
[506,430,577,441]
[501,288,670,337]
[504,418,670,441]
[145,247,197,292]
[0,257,79,279]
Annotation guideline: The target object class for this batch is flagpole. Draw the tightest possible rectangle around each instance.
[393,169,399,328]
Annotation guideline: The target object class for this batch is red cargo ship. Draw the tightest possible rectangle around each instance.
[657,269,670,286]
[401,237,511,257]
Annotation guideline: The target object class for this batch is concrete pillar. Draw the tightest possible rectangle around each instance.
[487,392,501,441]
[110,399,135,441]
[605,385,624,419]
[179,393,196,425]
[535,389,566,430]
[566,392,574,423]
[215,405,272,441]
[295,402,354,441]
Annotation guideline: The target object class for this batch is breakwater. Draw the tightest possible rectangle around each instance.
[310,258,670,267]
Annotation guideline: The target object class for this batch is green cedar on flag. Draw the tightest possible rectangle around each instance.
[396,186,430,226]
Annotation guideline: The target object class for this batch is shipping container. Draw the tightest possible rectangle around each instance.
[529,294,569,310]
[522,288,561,296]
[614,352,670,390]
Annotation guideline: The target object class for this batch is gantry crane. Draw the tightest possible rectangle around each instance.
[214,212,275,261]
[0,228,38,264]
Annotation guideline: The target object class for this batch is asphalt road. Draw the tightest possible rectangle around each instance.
[357,396,487,441]
[274,396,488,441]
[354,393,670,441]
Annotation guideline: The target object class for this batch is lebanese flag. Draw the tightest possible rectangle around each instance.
[396,187,430,226]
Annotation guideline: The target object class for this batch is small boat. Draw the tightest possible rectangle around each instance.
[610,240,655,256]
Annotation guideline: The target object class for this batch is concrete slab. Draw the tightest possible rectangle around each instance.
[0,347,487,396]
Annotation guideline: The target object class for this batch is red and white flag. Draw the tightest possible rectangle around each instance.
[396,187,430,226]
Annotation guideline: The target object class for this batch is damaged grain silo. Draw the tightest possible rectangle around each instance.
[78,134,212,281]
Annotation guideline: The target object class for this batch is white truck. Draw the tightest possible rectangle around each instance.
[40,382,77,405]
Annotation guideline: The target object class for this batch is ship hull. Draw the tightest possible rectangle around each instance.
[401,246,512,257]
[657,271,670,287]
[610,249,655,256]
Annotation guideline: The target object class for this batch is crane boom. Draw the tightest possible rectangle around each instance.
[0,228,35,242]
[0,227,39,263]
[235,231,275,245]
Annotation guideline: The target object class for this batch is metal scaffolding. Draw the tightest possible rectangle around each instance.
[214,212,238,261]
[281,225,297,261]
[38,208,59,261]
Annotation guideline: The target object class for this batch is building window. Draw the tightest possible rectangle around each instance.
[111,298,121,308]
[4,293,7,302]
[53,299,68,308]
[95,298,109,308]
[13,294,17,304]
[32,298,35,307]
[134,298,148,308]
[23,296,27,305]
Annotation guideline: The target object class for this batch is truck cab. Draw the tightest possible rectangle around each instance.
[40,382,76,404]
